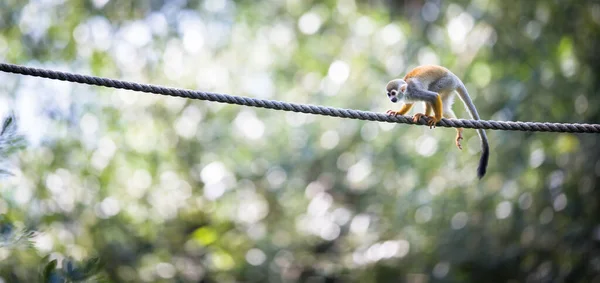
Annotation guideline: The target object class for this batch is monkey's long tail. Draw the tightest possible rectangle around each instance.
[456,83,490,179]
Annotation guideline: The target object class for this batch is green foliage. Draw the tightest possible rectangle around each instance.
[39,256,104,283]
[0,113,25,176]
[0,219,35,249]
[1,0,600,282]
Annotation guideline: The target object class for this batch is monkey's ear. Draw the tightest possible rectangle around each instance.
[400,84,407,93]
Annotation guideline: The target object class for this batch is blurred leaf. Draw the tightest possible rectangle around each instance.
[81,257,102,275]
[192,226,218,246]
[0,113,25,158]
[211,249,235,271]
[41,259,58,283]
[554,134,579,154]
[0,115,13,136]
[558,37,574,59]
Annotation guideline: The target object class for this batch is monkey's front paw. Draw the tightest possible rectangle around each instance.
[455,135,463,150]
[386,110,399,116]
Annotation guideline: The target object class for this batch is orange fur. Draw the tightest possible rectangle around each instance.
[432,94,443,122]
[403,65,448,81]
[424,103,432,116]
[397,103,414,115]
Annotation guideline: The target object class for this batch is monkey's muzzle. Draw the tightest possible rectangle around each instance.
[390,97,398,103]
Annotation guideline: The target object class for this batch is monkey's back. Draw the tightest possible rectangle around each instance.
[403,65,450,81]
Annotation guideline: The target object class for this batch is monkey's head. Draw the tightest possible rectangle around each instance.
[385,79,407,103]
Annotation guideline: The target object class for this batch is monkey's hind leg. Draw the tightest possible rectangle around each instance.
[424,103,432,117]
[412,102,433,126]
[405,82,443,128]
[444,108,463,150]
[412,96,442,129]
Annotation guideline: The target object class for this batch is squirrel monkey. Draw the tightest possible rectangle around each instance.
[385,65,490,179]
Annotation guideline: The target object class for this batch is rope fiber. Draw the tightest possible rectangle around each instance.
[1,62,599,133]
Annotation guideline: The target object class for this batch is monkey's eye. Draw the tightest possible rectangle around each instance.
[390,90,397,96]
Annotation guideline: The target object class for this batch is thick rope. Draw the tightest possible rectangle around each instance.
[1,62,599,133]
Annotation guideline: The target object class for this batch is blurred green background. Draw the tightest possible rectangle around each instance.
[1,0,600,282]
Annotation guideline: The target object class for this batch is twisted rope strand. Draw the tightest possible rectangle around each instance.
[1,62,599,133]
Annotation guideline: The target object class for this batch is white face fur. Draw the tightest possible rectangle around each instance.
[385,79,407,103]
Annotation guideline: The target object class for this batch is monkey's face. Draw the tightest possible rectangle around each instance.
[386,79,407,103]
